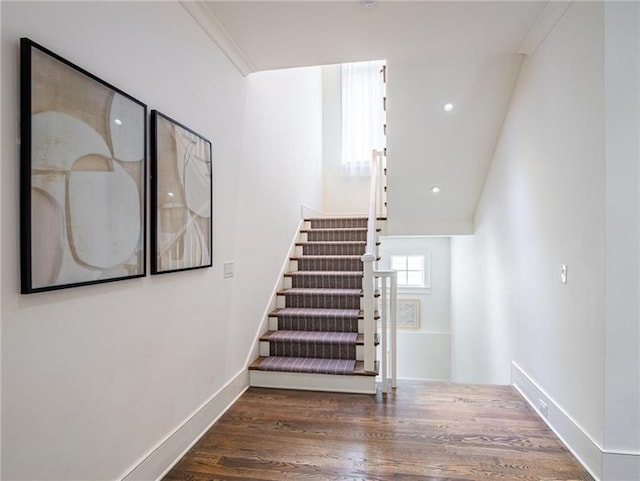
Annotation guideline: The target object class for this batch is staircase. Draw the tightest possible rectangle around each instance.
[249,216,381,394]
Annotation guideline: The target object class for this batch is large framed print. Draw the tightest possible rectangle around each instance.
[20,38,147,293]
[150,111,213,274]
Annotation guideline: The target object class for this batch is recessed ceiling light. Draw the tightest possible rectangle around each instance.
[114,118,123,126]
[443,103,454,112]
[431,186,441,194]
[359,0,376,7]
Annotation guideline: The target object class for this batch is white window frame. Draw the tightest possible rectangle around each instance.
[388,252,431,294]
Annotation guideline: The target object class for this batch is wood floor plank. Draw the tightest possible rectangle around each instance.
[163,381,593,481]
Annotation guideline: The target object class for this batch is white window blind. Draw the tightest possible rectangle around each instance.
[341,60,385,177]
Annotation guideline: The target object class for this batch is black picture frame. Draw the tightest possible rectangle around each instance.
[20,38,147,293]
[150,110,213,274]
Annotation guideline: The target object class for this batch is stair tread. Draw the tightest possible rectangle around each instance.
[261,331,358,343]
[296,241,367,245]
[285,271,364,277]
[269,307,376,319]
[278,288,362,296]
[304,217,367,222]
[291,255,380,262]
[260,331,379,346]
[249,356,357,375]
[249,358,378,376]
[292,255,363,259]
[301,228,368,233]
[271,307,360,317]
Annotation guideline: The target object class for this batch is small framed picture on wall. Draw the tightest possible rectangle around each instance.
[397,299,420,329]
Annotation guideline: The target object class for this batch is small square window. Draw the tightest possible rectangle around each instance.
[390,255,425,287]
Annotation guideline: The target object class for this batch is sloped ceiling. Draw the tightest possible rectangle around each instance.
[184,1,567,234]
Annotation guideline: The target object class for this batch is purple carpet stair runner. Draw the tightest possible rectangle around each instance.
[250,217,372,376]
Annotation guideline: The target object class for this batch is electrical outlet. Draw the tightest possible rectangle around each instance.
[538,399,548,418]
[223,262,234,278]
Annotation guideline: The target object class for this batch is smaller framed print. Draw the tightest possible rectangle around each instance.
[397,299,420,329]
[151,111,213,274]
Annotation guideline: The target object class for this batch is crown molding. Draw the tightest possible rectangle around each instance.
[180,1,256,76]
[517,1,573,56]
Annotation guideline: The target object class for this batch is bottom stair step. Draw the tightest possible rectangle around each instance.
[250,356,377,376]
[250,356,356,375]
[249,357,379,394]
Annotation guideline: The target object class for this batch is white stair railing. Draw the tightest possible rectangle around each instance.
[376,270,397,392]
[362,149,396,393]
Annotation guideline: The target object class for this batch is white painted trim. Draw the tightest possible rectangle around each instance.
[309,211,369,218]
[119,369,249,481]
[513,362,640,480]
[301,205,324,218]
[602,452,640,481]
[517,1,573,56]
[511,362,603,480]
[397,376,449,382]
[180,1,256,76]
[243,217,304,367]
[250,369,377,394]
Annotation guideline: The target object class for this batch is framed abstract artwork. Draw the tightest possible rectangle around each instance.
[150,111,213,274]
[397,299,420,329]
[20,38,147,294]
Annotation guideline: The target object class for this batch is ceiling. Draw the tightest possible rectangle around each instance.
[188,1,548,73]
[183,1,566,234]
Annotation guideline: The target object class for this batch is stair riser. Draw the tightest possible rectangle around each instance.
[269,317,363,333]
[304,230,368,242]
[279,294,362,310]
[302,219,385,231]
[285,276,363,290]
[293,258,363,272]
[260,341,364,361]
[300,244,365,256]
[308,218,368,229]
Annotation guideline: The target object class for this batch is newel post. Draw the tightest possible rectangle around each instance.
[362,252,376,373]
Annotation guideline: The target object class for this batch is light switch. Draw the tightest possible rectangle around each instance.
[224,262,234,278]
[560,264,568,284]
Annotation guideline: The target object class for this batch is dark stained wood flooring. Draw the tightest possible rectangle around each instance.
[163,381,593,481]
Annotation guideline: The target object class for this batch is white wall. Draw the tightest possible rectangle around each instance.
[227,66,324,370]
[379,237,451,380]
[451,2,640,478]
[1,2,323,480]
[321,64,369,215]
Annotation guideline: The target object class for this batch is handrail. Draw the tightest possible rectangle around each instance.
[362,150,383,373]
[364,151,380,259]
[361,149,396,392]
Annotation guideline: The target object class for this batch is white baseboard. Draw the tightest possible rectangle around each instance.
[512,362,640,480]
[120,369,249,481]
[511,361,603,480]
[602,452,640,481]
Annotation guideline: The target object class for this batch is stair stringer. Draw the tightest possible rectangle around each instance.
[243,218,305,368]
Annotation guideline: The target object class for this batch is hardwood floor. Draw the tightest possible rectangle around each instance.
[163,381,593,481]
